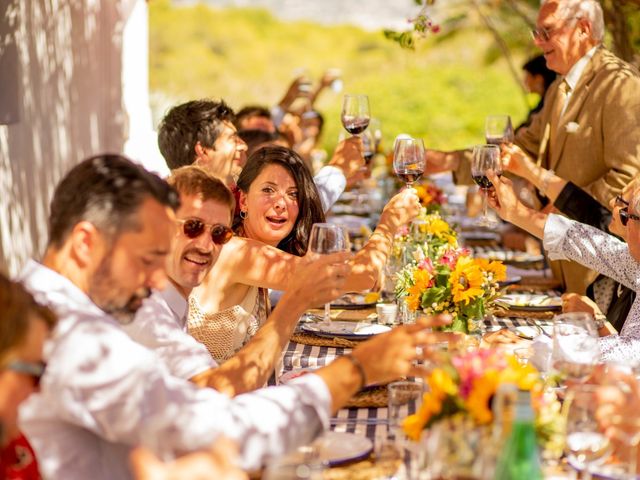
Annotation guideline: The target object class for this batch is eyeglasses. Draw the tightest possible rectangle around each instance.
[177,219,233,245]
[619,207,640,227]
[615,195,630,208]
[6,360,46,386]
[531,17,580,42]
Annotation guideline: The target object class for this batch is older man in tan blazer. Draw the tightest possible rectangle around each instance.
[427,0,640,294]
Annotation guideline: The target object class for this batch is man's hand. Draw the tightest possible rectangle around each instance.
[130,437,247,480]
[278,76,313,112]
[486,170,522,223]
[328,137,366,187]
[501,144,536,181]
[424,149,459,175]
[287,251,351,308]
[351,314,456,385]
[380,188,421,230]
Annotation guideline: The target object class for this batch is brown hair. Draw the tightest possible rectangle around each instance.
[168,166,236,218]
[0,273,56,367]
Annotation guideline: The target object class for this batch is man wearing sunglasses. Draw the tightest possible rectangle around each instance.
[124,166,353,395]
[425,0,640,295]
[17,155,446,479]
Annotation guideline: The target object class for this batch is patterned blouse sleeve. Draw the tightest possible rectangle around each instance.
[543,214,640,291]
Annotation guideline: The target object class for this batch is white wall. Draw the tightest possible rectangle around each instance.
[0,0,157,276]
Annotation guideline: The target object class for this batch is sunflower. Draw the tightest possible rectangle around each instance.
[475,258,507,283]
[425,217,451,237]
[465,370,500,424]
[449,256,485,304]
[406,268,432,311]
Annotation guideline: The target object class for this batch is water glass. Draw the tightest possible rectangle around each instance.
[387,380,424,440]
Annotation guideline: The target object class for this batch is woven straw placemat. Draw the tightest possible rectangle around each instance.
[322,455,402,480]
[345,385,388,408]
[290,332,360,348]
[492,308,556,320]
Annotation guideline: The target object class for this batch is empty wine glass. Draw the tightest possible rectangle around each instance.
[471,144,501,226]
[485,115,514,145]
[565,384,612,480]
[341,94,370,136]
[393,137,425,188]
[308,223,350,324]
[552,312,600,384]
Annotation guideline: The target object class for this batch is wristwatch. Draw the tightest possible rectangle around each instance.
[594,313,607,330]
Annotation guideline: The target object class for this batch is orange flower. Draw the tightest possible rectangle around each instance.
[476,258,507,282]
[406,268,432,311]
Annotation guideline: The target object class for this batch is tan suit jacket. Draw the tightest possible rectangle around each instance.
[455,47,640,293]
[516,47,640,293]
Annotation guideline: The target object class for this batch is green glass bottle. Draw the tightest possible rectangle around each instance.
[494,389,543,480]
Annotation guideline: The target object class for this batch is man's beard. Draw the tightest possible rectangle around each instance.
[88,249,152,325]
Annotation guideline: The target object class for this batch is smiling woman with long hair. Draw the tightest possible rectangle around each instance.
[188,145,420,363]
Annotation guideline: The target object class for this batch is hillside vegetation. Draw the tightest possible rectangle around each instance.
[149,0,533,153]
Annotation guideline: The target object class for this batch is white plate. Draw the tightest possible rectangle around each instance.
[500,293,562,311]
[330,293,377,309]
[318,431,373,466]
[301,321,391,340]
[476,250,544,264]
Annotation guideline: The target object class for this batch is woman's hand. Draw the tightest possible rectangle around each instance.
[562,293,602,317]
[380,188,421,230]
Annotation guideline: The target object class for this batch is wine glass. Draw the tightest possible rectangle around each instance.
[565,384,612,480]
[308,223,350,324]
[341,94,370,136]
[552,312,600,384]
[393,137,425,188]
[361,129,376,166]
[471,144,501,226]
[485,115,514,145]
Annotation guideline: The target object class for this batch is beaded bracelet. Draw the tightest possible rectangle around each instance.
[343,354,367,390]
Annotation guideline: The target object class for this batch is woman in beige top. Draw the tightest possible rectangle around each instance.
[189,145,420,362]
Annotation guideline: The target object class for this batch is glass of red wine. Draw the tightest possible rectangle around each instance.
[393,137,425,188]
[471,144,501,226]
[341,94,370,135]
[485,115,514,146]
[361,129,376,166]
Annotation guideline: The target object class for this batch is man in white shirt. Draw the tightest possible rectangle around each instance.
[19,154,444,479]
[157,99,364,211]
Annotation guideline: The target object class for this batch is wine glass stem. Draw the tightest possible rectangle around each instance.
[323,302,331,324]
[482,188,488,220]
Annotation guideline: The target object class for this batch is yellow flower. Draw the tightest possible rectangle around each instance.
[428,368,458,399]
[476,258,507,282]
[364,292,380,303]
[406,268,432,311]
[402,389,445,440]
[450,256,485,304]
[403,413,428,441]
[500,356,540,391]
[465,370,499,424]
[425,217,451,237]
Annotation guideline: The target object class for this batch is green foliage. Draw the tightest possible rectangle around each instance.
[149,0,529,154]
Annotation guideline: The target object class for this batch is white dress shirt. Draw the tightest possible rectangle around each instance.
[560,46,598,117]
[123,283,216,380]
[18,260,332,479]
[543,214,640,362]
[314,165,346,212]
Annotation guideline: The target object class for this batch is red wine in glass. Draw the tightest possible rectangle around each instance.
[472,175,494,189]
[397,169,423,185]
[342,116,370,135]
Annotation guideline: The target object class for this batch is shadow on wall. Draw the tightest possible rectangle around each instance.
[0,0,132,275]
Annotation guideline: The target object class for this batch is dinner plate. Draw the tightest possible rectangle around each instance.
[512,325,543,340]
[318,431,373,466]
[330,293,377,310]
[301,321,391,340]
[498,276,522,288]
[476,250,544,265]
[567,457,637,479]
[500,293,562,311]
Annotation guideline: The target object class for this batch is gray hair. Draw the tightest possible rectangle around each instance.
[542,0,605,42]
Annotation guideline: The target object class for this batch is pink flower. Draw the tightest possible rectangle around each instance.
[397,225,410,236]
[418,258,434,273]
[431,25,441,34]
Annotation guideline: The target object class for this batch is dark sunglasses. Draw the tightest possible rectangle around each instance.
[615,195,630,207]
[6,360,46,386]
[619,207,640,227]
[177,219,233,245]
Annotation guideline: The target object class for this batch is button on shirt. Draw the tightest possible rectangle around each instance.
[18,260,332,480]
[123,283,216,380]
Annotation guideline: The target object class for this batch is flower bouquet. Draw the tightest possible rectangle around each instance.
[395,241,506,333]
[414,181,447,214]
[402,350,563,477]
